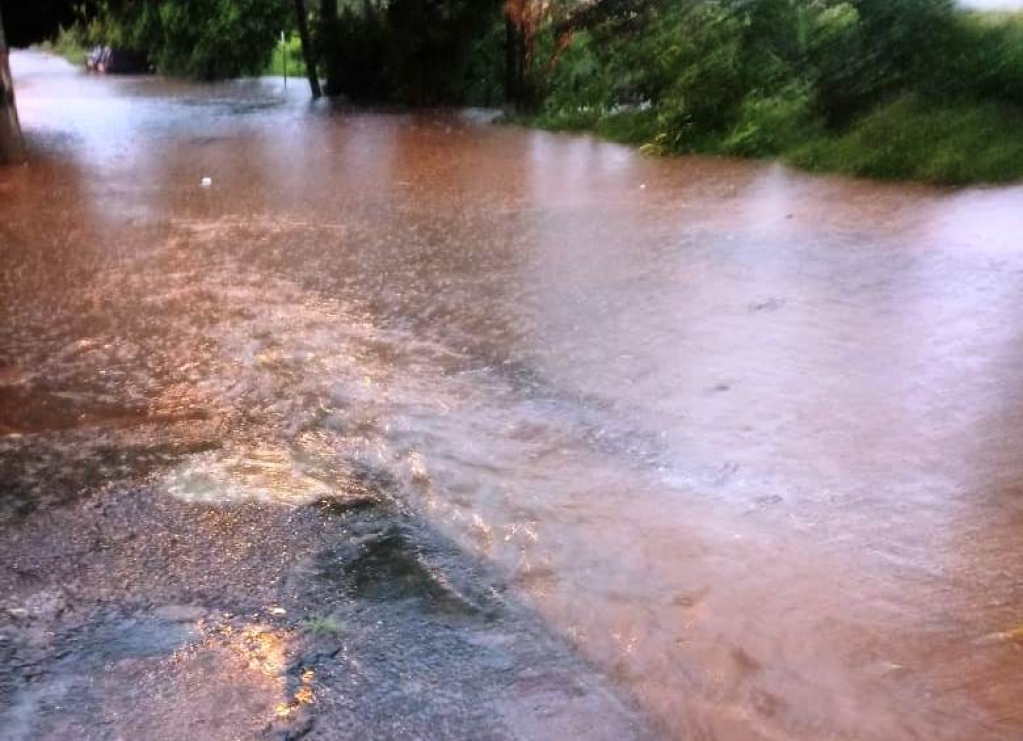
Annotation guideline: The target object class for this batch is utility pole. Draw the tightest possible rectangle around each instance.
[0,4,25,164]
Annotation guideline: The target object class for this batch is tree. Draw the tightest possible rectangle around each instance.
[293,0,321,97]
[319,0,502,104]
[503,0,549,108]
[0,3,24,164]
[503,0,655,109]
[82,0,291,81]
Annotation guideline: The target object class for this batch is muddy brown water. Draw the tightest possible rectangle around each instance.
[1,52,1021,740]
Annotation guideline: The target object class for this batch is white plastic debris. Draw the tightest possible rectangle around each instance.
[200,176,213,188]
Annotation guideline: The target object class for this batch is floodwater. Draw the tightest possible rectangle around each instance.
[1,52,1021,740]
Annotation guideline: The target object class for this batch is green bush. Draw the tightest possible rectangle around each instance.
[929,11,1023,107]
[654,4,746,151]
[68,0,289,80]
[265,35,307,77]
[721,84,822,157]
[38,24,89,65]
[814,0,957,125]
[541,31,612,115]
[521,0,1023,184]
[321,0,502,104]
[788,95,1023,184]
[153,0,290,80]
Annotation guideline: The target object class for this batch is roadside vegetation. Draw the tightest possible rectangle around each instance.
[525,1,1023,185]
[36,24,89,65]
[41,0,290,80]
[265,34,307,77]
[37,0,1023,185]
[788,96,1023,184]
[38,21,306,78]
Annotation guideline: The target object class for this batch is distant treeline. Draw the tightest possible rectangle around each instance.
[47,0,503,94]
[48,1,1023,183]
[48,0,291,80]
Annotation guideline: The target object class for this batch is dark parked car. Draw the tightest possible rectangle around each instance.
[85,46,150,74]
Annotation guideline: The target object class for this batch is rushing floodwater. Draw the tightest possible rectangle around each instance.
[1,52,1022,740]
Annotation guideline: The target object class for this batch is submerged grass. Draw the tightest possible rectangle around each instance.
[303,614,347,636]
[523,96,1023,186]
[527,108,660,146]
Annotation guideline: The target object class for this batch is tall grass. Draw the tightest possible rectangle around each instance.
[36,26,89,66]
[788,96,1023,185]
[527,2,1023,185]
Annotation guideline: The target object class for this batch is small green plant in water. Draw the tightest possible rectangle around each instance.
[303,614,347,636]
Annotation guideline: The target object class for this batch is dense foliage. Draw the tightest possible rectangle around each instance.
[530,0,1023,183]
[70,0,290,80]
[34,0,1023,183]
[318,0,504,104]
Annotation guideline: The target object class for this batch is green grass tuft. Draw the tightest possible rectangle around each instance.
[303,614,347,636]
[787,96,1023,185]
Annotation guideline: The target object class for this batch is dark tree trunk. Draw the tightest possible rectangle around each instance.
[320,0,339,95]
[505,16,515,106]
[0,6,24,164]
[293,0,322,98]
[504,15,524,109]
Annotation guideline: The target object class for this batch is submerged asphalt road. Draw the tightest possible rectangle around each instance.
[1,52,1021,740]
